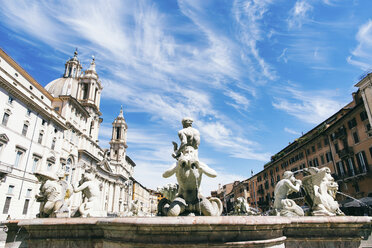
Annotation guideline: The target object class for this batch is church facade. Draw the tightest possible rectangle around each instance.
[0,48,138,220]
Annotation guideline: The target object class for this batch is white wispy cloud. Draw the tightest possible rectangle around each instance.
[347,20,372,71]
[232,0,277,83]
[272,84,345,124]
[287,0,313,29]
[284,127,301,135]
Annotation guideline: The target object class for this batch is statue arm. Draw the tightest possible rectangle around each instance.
[284,179,301,193]
[163,163,177,178]
[199,162,217,178]
[176,131,188,154]
[73,182,88,193]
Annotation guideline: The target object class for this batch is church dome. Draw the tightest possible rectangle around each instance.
[45,77,79,98]
[45,49,82,98]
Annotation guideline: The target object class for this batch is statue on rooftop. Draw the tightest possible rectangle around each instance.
[160,117,223,216]
[302,167,344,216]
[273,171,304,217]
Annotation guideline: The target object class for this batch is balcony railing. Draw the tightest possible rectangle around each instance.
[337,147,353,159]
[0,161,13,174]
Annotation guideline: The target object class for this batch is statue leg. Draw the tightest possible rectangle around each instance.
[167,198,186,216]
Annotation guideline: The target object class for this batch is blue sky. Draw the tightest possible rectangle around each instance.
[0,0,371,195]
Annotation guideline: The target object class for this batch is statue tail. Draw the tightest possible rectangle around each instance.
[209,197,223,216]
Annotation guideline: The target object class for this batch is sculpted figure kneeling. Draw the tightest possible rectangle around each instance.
[273,171,304,217]
[73,168,106,217]
[160,118,223,216]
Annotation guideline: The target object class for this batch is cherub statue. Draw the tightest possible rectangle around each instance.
[160,118,223,216]
[273,171,304,217]
[302,167,344,216]
[73,168,105,217]
[35,171,70,218]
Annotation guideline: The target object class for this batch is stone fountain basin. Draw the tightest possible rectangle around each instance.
[4,216,372,248]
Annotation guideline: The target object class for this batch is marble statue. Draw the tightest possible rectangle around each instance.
[302,167,344,216]
[160,117,223,216]
[273,171,304,217]
[35,171,70,218]
[233,197,259,215]
[73,168,106,217]
[157,183,178,201]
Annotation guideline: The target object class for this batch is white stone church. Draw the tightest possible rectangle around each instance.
[0,48,140,220]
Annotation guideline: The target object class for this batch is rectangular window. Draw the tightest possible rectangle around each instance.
[51,139,56,150]
[2,113,9,126]
[326,152,333,162]
[348,118,357,129]
[38,132,43,144]
[14,151,23,167]
[347,158,356,177]
[22,124,28,136]
[26,109,31,116]
[8,96,14,104]
[317,142,322,149]
[356,151,368,173]
[320,155,325,165]
[334,143,339,153]
[314,158,319,167]
[353,131,359,144]
[42,119,46,126]
[22,199,30,215]
[360,111,368,121]
[26,189,32,198]
[32,158,39,172]
[47,162,52,171]
[324,138,329,145]
[7,185,14,194]
[312,146,316,152]
[2,197,11,214]
[309,160,313,167]
[336,161,345,177]
[366,124,372,137]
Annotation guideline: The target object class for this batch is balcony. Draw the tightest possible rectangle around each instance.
[0,161,13,181]
[337,147,353,159]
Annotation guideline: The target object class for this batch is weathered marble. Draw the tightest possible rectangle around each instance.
[273,171,304,217]
[73,168,106,217]
[34,171,70,218]
[233,197,260,215]
[302,167,344,216]
[4,216,371,248]
[160,118,222,216]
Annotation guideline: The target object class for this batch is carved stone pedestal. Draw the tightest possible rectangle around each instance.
[3,216,371,248]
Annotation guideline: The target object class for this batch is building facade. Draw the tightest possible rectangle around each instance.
[0,49,139,220]
[212,74,372,213]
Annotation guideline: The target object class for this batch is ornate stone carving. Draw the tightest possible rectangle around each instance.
[34,171,70,218]
[273,171,304,217]
[160,118,223,216]
[157,183,178,202]
[73,168,106,217]
[233,197,259,215]
[302,167,344,216]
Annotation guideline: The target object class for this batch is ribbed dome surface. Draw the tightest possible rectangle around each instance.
[45,77,79,98]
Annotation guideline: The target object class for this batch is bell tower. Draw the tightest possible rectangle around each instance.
[63,49,82,79]
[77,56,103,110]
[109,106,128,162]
